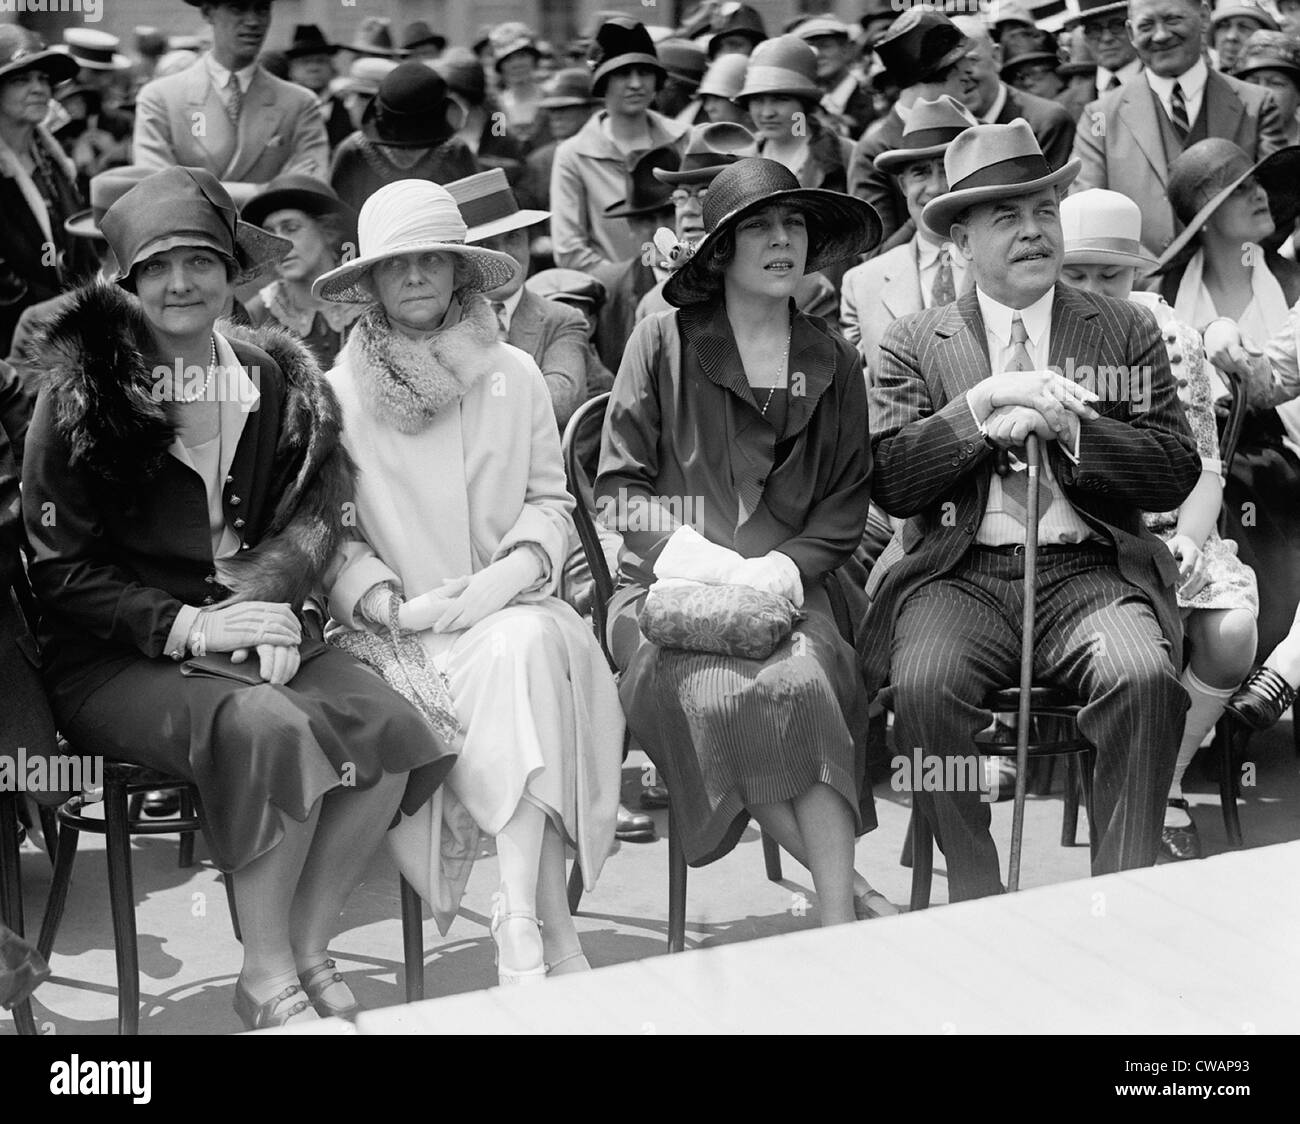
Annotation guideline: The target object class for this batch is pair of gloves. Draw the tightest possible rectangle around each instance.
[360,547,546,634]
[653,526,804,607]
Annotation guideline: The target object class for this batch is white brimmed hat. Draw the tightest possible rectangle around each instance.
[445,168,549,242]
[312,179,521,304]
[1060,189,1160,271]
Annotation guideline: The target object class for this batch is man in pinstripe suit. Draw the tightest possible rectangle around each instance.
[860,122,1202,901]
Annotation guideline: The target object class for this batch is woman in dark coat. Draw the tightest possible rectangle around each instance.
[21,167,455,1030]
[328,62,476,213]
[595,158,897,926]
[0,28,97,356]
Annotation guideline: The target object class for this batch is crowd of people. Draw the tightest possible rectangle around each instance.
[4,0,1300,1031]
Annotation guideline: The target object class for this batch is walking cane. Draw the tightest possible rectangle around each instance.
[1006,433,1041,893]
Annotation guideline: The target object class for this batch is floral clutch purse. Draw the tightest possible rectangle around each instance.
[638,580,804,661]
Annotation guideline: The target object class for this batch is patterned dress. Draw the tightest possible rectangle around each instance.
[1131,292,1259,615]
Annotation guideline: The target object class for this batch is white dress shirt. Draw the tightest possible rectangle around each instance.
[1145,56,1207,131]
[204,52,258,110]
[492,285,525,333]
[980,82,1009,125]
[917,237,968,309]
[1095,57,1144,93]
[972,286,1096,546]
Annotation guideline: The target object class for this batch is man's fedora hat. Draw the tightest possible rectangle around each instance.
[734,35,823,104]
[988,1,1038,32]
[657,38,708,87]
[402,20,447,54]
[362,62,461,148]
[706,3,768,58]
[922,120,1082,239]
[102,166,292,289]
[446,168,550,243]
[875,95,978,174]
[65,165,155,241]
[1233,29,1300,83]
[875,9,969,88]
[1000,39,1064,82]
[605,146,682,218]
[58,29,132,71]
[698,52,749,100]
[285,24,340,59]
[334,56,399,97]
[242,174,358,244]
[589,17,665,97]
[654,122,756,184]
[1060,188,1160,271]
[663,157,882,307]
[1062,0,1131,29]
[794,17,853,43]
[348,17,403,60]
[1211,0,1280,32]
[313,179,519,304]
[0,26,78,87]
[539,68,599,108]
[1156,138,1300,271]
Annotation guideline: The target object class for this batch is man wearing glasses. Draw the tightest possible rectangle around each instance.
[1071,0,1287,255]
[1066,0,1144,96]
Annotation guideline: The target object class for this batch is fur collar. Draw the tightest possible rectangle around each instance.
[26,281,355,605]
[345,293,500,433]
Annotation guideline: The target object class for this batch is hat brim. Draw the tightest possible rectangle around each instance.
[654,160,740,184]
[64,208,105,240]
[734,83,822,104]
[921,158,1081,240]
[241,187,358,234]
[592,53,665,90]
[539,95,599,108]
[68,52,135,71]
[1001,52,1062,79]
[875,141,954,174]
[114,223,291,288]
[604,196,675,219]
[1155,145,1300,273]
[360,96,458,147]
[1058,61,1099,77]
[0,48,79,87]
[464,210,551,243]
[663,187,883,307]
[286,45,343,59]
[1062,1,1130,27]
[312,241,521,304]
[1234,59,1300,83]
[1062,244,1160,271]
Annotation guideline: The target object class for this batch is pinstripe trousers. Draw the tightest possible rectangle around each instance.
[889,544,1187,901]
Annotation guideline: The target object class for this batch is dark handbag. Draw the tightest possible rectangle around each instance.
[638,581,804,661]
[179,636,328,684]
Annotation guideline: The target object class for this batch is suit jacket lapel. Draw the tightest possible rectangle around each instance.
[881,241,923,319]
[1204,70,1244,147]
[1118,77,1169,185]
[226,69,283,180]
[507,289,543,352]
[935,289,991,401]
[1046,282,1104,478]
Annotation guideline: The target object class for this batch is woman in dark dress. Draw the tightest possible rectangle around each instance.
[595,158,897,927]
[0,27,97,356]
[21,167,455,1030]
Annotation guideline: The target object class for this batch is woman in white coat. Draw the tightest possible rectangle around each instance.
[315,179,624,985]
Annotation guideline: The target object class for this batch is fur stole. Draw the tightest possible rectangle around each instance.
[344,294,500,434]
[26,281,356,605]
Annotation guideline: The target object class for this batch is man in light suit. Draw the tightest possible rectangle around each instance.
[860,122,1200,901]
[1071,0,1287,256]
[841,97,977,378]
[133,1,329,209]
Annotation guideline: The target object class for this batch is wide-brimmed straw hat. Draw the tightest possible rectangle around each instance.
[58,28,133,71]
[654,122,755,184]
[312,179,520,304]
[446,168,550,242]
[242,174,358,244]
[922,120,1082,239]
[102,166,292,289]
[875,95,977,174]
[1060,189,1160,271]
[734,35,822,104]
[0,26,78,87]
[1155,138,1300,272]
[663,157,882,307]
[65,165,155,240]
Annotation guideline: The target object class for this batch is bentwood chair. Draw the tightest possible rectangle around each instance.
[559,393,784,949]
[1,790,59,1035]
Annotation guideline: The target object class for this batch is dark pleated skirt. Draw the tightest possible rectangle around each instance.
[55,647,457,872]
[613,582,876,867]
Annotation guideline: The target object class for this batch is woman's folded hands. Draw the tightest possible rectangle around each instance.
[395,548,544,634]
[653,526,804,607]
[192,601,303,685]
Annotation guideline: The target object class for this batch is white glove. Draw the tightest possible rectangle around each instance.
[733,550,804,607]
[653,525,748,584]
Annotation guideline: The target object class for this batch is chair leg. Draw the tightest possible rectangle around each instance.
[760,829,782,883]
[37,803,59,868]
[667,808,687,954]
[37,818,80,962]
[1219,719,1245,848]
[222,872,241,943]
[907,808,933,912]
[1293,698,1299,758]
[566,858,583,915]
[1083,747,1100,862]
[177,789,196,869]
[103,775,140,1035]
[0,794,38,1036]
[399,876,424,1003]
[1060,753,1081,847]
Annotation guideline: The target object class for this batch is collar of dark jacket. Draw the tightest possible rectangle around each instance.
[684,295,836,439]
[566,108,690,160]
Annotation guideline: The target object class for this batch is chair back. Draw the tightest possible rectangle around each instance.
[559,392,617,671]
[1217,365,1248,477]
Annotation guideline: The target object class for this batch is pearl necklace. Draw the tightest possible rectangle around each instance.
[181,336,218,404]
[759,329,792,418]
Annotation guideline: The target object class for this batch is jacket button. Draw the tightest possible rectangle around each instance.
[233,518,245,529]
[950,456,960,466]
[963,522,975,534]
[229,495,241,506]
[204,574,215,584]
[202,595,214,605]
[225,474,234,484]
[241,543,251,551]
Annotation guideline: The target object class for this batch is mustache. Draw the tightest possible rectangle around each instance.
[1012,243,1053,261]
